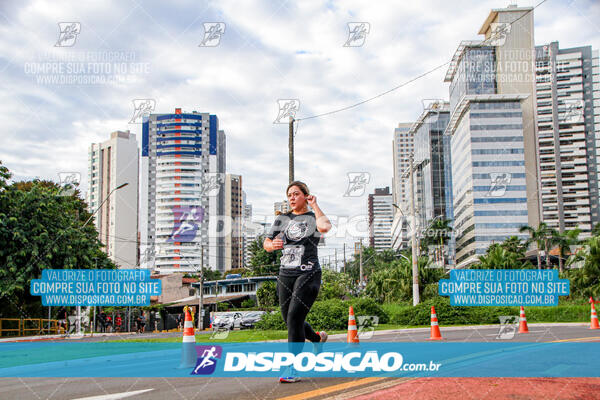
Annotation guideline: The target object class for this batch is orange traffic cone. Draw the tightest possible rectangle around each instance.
[590,302,599,330]
[429,306,443,340]
[347,306,359,343]
[179,306,197,368]
[518,306,529,333]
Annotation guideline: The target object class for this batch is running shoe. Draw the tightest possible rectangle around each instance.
[279,366,300,383]
[279,376,301,383]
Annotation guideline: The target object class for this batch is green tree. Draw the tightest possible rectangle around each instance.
[520,223,552,269]
[499,236,528,256]
[566,236,600,299]
[364,256,445,303]
[473,244,533,269]
[247,236,280,276]
[0,173,116,318]
[420,218,452,253]
[0,161,10,191]
[317,268,354,300]
[256,280,278,308]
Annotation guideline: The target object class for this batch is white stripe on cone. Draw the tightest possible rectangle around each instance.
[348,325,357,330]
[183,335,195,343]
[184,321,193,328]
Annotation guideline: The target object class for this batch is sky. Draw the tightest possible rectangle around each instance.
[0,0,599,265]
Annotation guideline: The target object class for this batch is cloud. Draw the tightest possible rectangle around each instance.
[0,0,598,259]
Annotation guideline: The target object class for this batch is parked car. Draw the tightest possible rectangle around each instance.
[239,311,266,329]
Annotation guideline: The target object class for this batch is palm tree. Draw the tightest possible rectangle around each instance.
[500,236,528,257]
[568,236,600,299]
[551,228,581,273]
[519,223,552,269]
[474,244,531,269]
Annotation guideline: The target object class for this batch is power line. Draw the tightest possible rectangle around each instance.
[296,0,548,122]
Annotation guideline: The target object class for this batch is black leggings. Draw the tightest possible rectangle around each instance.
[277,269,322,343]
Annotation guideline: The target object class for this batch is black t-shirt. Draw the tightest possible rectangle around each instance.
[267,211,322,276]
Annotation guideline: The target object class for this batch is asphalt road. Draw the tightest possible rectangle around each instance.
[1,323,599,400]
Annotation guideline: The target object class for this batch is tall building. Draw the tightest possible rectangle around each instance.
[391,122,413,251]
[225,174,243,270]
[368,187,393,250]
[535,42,600,237]
[87,131,139,268]
[140,108,226,274]
[392,123,414,208]
[445,5,540,268]
[410,102,452,227]
[274,200,290,214]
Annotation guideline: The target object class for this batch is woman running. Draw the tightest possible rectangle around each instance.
[264,181,332,383]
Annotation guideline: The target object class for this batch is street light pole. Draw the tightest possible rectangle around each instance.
[78,182,129,335]
[409,154,420,306]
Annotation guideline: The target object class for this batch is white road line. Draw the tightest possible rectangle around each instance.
[71,389,154,400]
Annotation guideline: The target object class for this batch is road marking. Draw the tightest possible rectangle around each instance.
[551,336,600,343]
[71,389,154,400]
[277,377,384,400]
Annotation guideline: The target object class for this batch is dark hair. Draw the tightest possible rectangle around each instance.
[286,181,310,197]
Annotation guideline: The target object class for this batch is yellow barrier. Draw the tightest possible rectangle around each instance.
[0,318,60,337]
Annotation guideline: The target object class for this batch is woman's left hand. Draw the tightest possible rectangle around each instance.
[306,195,317,208]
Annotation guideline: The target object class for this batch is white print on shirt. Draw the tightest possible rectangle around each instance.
[281,245,304,267]
[285,220,310,241]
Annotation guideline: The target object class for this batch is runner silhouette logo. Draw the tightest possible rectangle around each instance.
[191,345,223,375]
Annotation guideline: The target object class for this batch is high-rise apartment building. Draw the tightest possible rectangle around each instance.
[535,42,600,237]
[368,187,393,250]
[445,5,540,268]
[225,174,243,270]
[274,201,290,215]
[391,123,413,251]
[87,130,139,268]
[139,108,226,274]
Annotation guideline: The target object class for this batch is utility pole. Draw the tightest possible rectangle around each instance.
[197,244,204,330]
[359,239,364,287]
[343,243,346,273]
[409,154,420,306]
[289,116,294,184]
[335,249,338,272]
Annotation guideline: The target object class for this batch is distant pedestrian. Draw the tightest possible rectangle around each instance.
[115,314,122,332]
[98,311,107,333]
[139,311,146,334]
[177,314,183,330]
